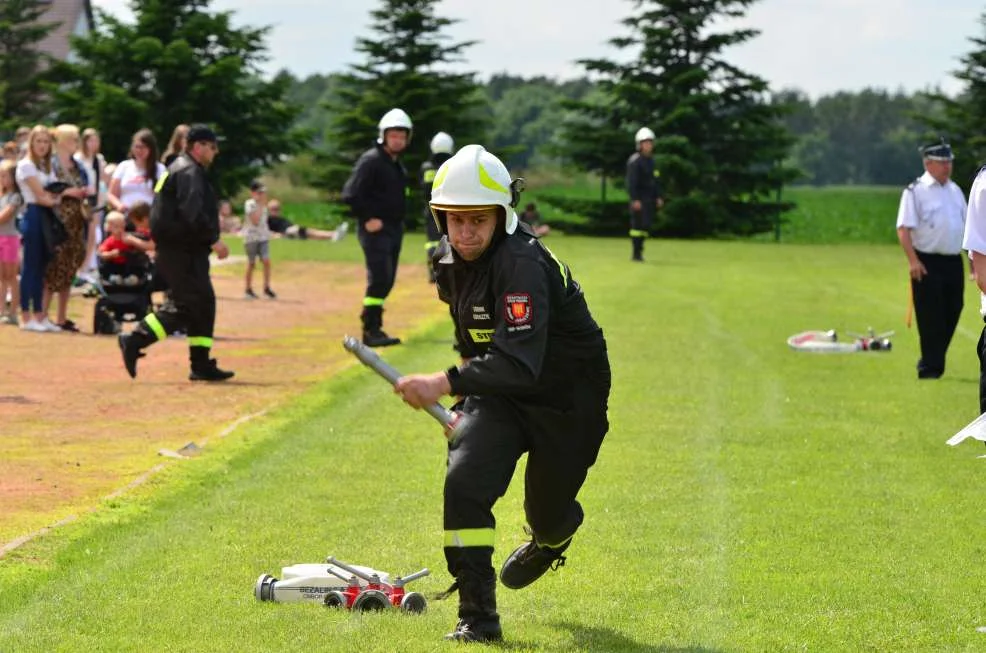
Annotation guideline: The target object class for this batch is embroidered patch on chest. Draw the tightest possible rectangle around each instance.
[504,293,532,325]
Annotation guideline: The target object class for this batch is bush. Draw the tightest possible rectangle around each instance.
[536,192,792,238]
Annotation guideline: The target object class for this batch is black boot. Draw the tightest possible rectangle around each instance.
[117,324,156,379]
[500,533,570,590]
[189,346,234,382]
[444,570,502,643]
[631,237,644,262]
[361,305,401,347]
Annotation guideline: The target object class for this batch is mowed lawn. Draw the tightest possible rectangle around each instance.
[2,234,986,652]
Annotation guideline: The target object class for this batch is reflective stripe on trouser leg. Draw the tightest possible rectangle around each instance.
[188,336,213,348]
[362,297,385,307]
[444,528,496,548]
[629,229,648,238]
[144,313,167,341]
[537,532,575,550]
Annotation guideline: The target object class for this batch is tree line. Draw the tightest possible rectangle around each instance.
[4,0,986,235]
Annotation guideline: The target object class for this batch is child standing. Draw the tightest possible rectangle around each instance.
[0,160,22,324]
[243,180,274,299]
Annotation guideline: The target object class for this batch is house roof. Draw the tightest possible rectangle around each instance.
[35,0,95,62]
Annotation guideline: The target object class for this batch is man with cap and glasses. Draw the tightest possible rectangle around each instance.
[118,123,234,382]
[896,138,968,379]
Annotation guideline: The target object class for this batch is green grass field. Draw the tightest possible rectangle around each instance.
[528,174,903,245]
[3,229,986,651]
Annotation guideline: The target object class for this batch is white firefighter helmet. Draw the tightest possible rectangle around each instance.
[430,131,454,155]
[429,144,519,235]
[377,108,413,144]
[635,127,656,145]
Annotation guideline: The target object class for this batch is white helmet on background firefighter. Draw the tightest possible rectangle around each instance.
[430,131,454,155]
[377,108,413,144]
[635,127,655,147]
[429,144,520,235]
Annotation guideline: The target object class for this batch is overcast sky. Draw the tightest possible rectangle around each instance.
[91,0,982,98]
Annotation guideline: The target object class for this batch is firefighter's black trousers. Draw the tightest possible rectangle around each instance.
[912,251,964,378]
[442,347,611,579]
[141,246,215,342]
[359,224,404,304]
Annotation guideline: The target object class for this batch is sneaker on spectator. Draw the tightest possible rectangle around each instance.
[40,318,62,332]
[333,221,349,242]
[244,288,258,300]
[21,320,46,332]
[263,287,277,299]
[1,314,18,326]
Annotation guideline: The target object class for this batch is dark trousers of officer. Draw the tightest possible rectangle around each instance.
[629,205,654,261]
[358,225,403,332]
[443,350,610,621]
[974,322,986,414]
[131,246,216,366]
[912,251,964,378]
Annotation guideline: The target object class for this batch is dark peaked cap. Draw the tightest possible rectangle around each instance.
[921,138,953,161]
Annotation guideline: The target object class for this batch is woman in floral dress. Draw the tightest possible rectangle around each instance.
[44,124,90,331]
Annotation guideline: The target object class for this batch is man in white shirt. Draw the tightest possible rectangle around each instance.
[962,162,986,410]
[896,139,968,379]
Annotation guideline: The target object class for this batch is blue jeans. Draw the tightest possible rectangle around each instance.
[19,204,49,313]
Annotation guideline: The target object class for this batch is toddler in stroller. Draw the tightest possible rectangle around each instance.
[93,211,154,334]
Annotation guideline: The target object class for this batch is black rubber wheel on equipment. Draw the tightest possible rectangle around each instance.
[400,591,427,614]
[353,589,390,612]
[324,590,348,608]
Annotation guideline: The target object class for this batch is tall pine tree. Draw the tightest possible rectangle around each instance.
[923,12,986,191]
[0,0,58,132]
[557,0,797,237]
[47,0,303,196]
[321,0,489,227]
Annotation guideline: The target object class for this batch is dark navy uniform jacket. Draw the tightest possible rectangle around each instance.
[421,153,451,241]
[150,153,219,250]
[341,142,407,229]
[625,152,662,204]
[435,222,605,409]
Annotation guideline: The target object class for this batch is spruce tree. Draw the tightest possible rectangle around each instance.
[557,0,797,237]
[923,12,986,191]
[47,0,303,196]
[321,0,489,227]
[0,0,58,132]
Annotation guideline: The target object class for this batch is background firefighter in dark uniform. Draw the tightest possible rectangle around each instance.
[395,145,610,643]
[626,126,664,262]
[118,124,233,382]
[342,108,412,347]
[421,131,454,283]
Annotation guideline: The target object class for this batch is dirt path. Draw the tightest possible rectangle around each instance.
[0,260,446,545]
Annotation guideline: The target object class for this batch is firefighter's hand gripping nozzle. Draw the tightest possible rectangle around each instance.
[342,335,463,441]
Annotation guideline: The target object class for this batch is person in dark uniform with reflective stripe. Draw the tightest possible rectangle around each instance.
[896,138,967,379]
[395,145,610,644]
[117,124,234,382]
[625,126,663,262]
[421,131,454,283]
[342,108,412,347]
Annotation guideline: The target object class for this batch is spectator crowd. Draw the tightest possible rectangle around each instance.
[1,123,345,334]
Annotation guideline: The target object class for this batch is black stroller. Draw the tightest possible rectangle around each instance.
[92,251,154,335]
